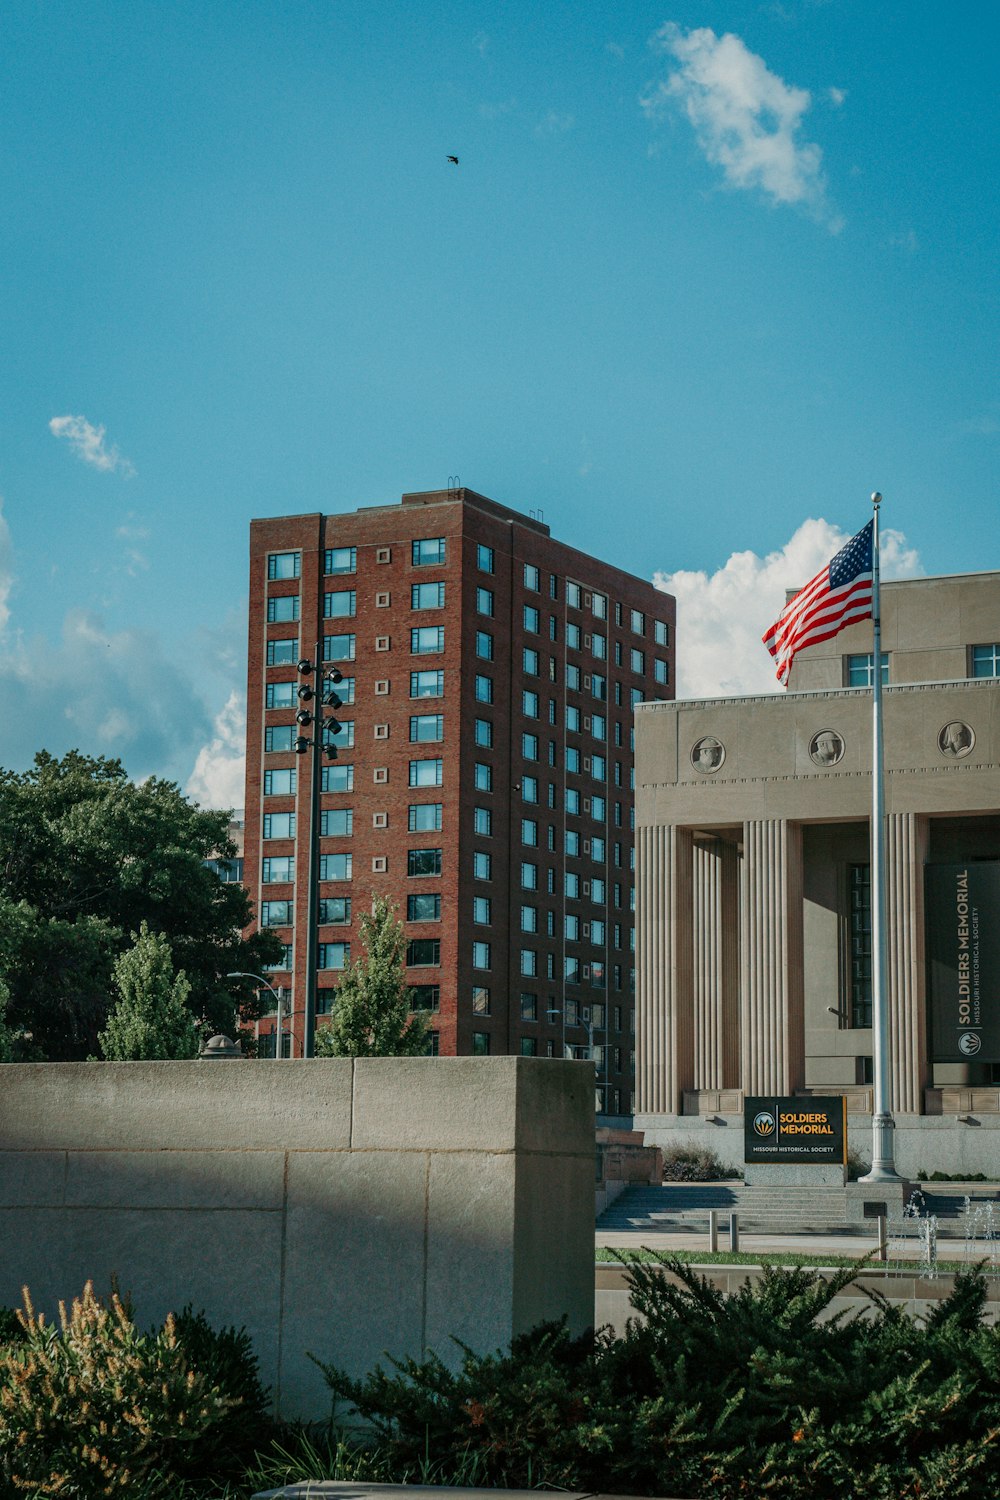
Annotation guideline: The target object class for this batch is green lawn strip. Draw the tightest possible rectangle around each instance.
[595,1244,979,1271]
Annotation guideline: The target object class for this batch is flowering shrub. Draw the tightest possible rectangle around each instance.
[0,1283,267,1496]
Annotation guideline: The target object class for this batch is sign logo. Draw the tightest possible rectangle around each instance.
[753,1110,775,1137]
[959,1031,982,1056]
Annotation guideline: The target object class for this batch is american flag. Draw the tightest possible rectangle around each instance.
[762,521,874,686]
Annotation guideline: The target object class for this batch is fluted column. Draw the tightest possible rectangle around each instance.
[636,825,694,1114]
[740,819,804,1096]
[692,838,740,1089]
[885,812,929,1114]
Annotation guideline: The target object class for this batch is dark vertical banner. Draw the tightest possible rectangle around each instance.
[926,861,1000,1064]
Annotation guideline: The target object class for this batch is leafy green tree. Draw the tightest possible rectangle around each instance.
[99,923,201,1060]
[0,750,281,1059]
[315,896,428,1057]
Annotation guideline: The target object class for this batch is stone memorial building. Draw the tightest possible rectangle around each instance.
[633,569,1000,1175]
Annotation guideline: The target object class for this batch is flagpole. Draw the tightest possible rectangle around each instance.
[860,491,900,1182]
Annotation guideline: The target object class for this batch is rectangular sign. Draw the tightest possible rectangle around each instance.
[744,1096,847,1164]
[927,861,1000,1065]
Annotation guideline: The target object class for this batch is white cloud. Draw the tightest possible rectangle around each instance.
[641,23,840,227]
[473,30,490,57]
[828,86,846,107]
[186,691,247,813]
[535,110,575,136]
[49,414,136,476]
[890,228,919,254]
[653,518,923,699]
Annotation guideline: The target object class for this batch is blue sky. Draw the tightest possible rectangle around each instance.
[1,0,996,804]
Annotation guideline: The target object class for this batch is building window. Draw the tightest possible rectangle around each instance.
[263,812,295,839]
[409,759,443,787]
[330,720,354,748]
[266,639,298,666]
[260,900,293,927]
[567,622,581,651]
[261,856,295,885]
[630,608,645,635]
[324,545,356,575]
[264,944,293,971]
[407,938,441,966]
[322,763,354,792]
[521,904,537,933]
[263,768,296,796]
[408,847,443,876]
[474,851,492,880]
[410,669,444,698]
[566,830,580,856]
[520,1037,537,1057]
[474,762,493,791]
[566,705,580,732]
[472,1031,491,1056]
[474,806,492,836]
[473,895,491,924]
[408,803,443,832]
[592,633,607,661]
[521,861,537,889]
[654,619,670,646]
[410,985,440,1012]
[315,945,347,973]
[474,719,493,748]
[524,563,540,591]
[521,949,537,976]
[521,819,537,846]
[520,993,537,1021]
[319,853,352,880]
[521,775,538,804]
[522,733,539,760]
[565,957,580,983]
[407,893,441,921]
[411,627,444,654]
[654,659,669,685]
[472,986,490,1015]
[412,537,446,566]
[324,590,356,618]
[472,942,491,970]
[971,643,1000,678]
[425,1031,440,1056]
[523,648,539,675]
[477,543,494,573]
[630,647,645,674]
[476,587,494,618]
[264,725,295,753]
[523,690,539,718]
[411,581,445,609]
[848,864,873,1028]
[267,595,299,624]
[323,634,356,662]
[266,681,296,709]
[476,631,494,661]
[268,552,300,580]
[846,653,889,688]
[524,605,540,633]
[475,675,494,704]
[566,788,580,815]
[320,808,353,836]
[410,714,444,742]
[591,591,607,620]
[319,897,351,924]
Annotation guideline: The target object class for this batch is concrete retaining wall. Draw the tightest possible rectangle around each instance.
[0,1057,594,1420]
[635,1112,1000,1178]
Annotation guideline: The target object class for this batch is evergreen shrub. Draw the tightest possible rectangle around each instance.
[317,1256,1000,1499]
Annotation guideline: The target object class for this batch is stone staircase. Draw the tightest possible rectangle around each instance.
[597,1182,853,1235]
[597,1181,1000,1237]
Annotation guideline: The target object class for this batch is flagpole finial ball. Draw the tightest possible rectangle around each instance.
[871,492,882,505]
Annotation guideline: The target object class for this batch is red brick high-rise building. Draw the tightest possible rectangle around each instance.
[244,486,675,1115]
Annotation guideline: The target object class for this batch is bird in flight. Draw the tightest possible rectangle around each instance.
[446,155,459,165]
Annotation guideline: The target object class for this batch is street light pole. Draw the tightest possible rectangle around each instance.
[294,651,344,1059]
[226,971,289,1059]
